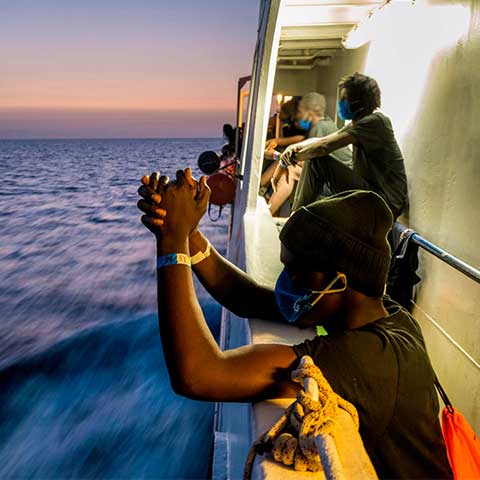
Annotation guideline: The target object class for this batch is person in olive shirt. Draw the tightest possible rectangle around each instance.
[269,92,352,215]
[270,92,352,189]
[138,170,451,479]
[278,73,408,218]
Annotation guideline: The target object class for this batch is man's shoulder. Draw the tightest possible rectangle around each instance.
[344,112,392,147]
[368,297,426,349]
[293,322,386,361]
[317,116,338,128]
[293,299,424,360]
[356,111,389,127]
[309,117,338,137]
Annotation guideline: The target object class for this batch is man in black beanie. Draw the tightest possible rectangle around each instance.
[138,170,451,479]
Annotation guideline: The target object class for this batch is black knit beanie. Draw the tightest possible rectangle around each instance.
[279,190,393,297]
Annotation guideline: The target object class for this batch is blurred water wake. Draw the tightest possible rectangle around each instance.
[0,138,228,478]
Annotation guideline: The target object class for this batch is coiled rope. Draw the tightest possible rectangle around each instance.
[243,356,359,479]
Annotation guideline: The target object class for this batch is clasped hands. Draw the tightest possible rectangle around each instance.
[137,167,210,242]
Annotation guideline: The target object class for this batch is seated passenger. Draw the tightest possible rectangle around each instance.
[271,93,352,206]
[261,97,306,216]
[267,93,352,216]
[137,170,451,480]
[261,98,304,185]
[265,96,306,152]
[277,73,408,218]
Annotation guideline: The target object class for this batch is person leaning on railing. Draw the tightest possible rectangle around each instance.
[137,169,450,479]
[273,73,408,219]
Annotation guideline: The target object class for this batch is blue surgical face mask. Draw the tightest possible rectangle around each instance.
[274,269,347,324]
[298,118,312,131]
[337,99,364,121]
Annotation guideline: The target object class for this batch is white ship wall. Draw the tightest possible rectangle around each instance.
[276,0,480,429]
[360,0,480,430]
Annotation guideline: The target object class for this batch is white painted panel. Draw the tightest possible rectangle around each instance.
[354,0,480,429]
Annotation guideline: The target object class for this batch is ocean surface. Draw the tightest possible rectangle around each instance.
[0,138,229,479]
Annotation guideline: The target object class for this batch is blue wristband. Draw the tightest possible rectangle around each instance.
[273,151,287,168]
[157,253,191,269]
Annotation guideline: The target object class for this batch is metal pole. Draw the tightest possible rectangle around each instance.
[411,233,480,284]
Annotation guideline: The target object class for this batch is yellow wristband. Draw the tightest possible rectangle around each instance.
[190,240,211,265]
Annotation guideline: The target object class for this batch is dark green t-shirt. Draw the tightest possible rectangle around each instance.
[309,117,352,168]
[293,298,451,479]
[342,112,408,216]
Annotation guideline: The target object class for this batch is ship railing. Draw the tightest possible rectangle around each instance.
[408,231,480,284]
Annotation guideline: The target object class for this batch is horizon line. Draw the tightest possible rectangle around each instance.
[0,136,225,141]
[0,106,236,113]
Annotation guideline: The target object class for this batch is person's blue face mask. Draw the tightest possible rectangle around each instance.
[274,269,347,324]
[298,118,312,131]
[337,99,359,120]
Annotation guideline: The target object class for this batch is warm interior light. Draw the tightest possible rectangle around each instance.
[276,94,283,105]
[284,95,293,102]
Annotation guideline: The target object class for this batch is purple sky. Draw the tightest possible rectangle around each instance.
[1,0,259,138]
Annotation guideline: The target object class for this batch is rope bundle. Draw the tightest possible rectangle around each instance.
[243,356,359,479]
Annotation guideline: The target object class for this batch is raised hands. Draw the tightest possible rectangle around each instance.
[137,167,210,242]
[137,171,169,235]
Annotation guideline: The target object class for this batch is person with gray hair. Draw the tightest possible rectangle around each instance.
[270,92,352,214]
[295,93,351,168]
[300,92,326,118]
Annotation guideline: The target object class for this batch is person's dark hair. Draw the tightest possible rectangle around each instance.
[339,72,381,115]
[223,123,235,145]
[280,96,301,122]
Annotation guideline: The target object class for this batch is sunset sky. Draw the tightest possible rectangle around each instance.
[1,0,259,138]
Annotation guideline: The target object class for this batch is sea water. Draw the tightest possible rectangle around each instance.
[0,138,228,478]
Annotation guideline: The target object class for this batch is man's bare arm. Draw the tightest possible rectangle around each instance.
[156,236,299,402]
[189,230,283,321]
[306,131,355,157]
[281,131,355,164]
[276,135,305,147]
[139,173,299,402]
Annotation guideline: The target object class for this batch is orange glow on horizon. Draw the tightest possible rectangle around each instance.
[1,0,260,137]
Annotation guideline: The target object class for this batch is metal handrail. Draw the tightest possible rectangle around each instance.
[411,233,480,284]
